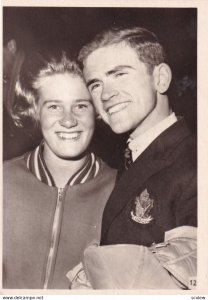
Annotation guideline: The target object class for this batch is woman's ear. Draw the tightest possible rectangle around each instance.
[7,39,17,55]
[153,63,172,94]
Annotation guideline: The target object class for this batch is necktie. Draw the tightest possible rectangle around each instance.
[124,142,133,170]
[116,142,133,181]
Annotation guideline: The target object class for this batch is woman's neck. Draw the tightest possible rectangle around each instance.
[43,147,88,188]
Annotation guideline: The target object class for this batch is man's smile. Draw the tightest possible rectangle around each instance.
[106,101,131,115]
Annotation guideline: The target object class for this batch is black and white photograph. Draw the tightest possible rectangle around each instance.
[1,0,208,297]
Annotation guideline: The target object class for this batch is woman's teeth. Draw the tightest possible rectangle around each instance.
[57,132,80,140]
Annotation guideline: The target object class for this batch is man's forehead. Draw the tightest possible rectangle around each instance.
[83,42,138,75]
[86,42,136,60]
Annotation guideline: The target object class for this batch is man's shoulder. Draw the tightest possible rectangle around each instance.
[155,118,196,163]
[168,129,196,167]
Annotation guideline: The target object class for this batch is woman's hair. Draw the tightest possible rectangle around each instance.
[13,50,83,128]
[78,26,167,74]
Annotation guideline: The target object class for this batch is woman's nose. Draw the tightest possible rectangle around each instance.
[59,112,78,128]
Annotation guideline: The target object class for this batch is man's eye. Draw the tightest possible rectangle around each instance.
[90,83,101,92]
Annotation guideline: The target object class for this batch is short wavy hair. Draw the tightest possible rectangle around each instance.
[78,26,167,74]
[13,50,83,128]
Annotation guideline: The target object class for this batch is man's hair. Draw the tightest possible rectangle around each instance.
[78,27,167,74]
[13,50,83,128]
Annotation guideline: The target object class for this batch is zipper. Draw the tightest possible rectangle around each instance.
[43,188,65,289]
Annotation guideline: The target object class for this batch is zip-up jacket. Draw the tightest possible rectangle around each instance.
[3,151,116,289]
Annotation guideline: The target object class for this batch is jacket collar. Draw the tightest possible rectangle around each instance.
[24,141,101,187]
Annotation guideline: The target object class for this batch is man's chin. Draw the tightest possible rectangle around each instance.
[110,122,133,135]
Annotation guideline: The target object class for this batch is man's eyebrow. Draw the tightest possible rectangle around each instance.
[106,65,134,75]
[86,65,134,87]
[75,98,92,103]
[86,78,99,88]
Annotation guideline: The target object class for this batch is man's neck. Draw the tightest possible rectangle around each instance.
[128,112,177,162]
[130,94,171,139]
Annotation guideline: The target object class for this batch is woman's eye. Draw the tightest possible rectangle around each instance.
[48,105,61,111]
[73,103,90,113]
[76,104,88,110]
[78,104,87,109]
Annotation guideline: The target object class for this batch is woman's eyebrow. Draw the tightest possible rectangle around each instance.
[42,99,61,106]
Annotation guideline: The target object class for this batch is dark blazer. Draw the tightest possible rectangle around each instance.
[101,119,197,247]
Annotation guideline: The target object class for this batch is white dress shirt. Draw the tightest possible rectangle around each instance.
[128,112,177,162]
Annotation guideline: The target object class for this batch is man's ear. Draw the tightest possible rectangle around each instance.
[153,63,172,94]
[7,39,17,55]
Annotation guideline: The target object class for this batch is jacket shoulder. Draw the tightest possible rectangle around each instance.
[3,155,25,171]
[169,134,197,169]
[98,160,117,185]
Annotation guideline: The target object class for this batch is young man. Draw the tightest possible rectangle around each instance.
[73,27,197,289]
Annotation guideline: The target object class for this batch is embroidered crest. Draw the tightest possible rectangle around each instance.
[131,189,154,224]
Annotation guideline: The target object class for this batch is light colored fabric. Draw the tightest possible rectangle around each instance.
[165,225,197,240]
[66,262,92,290]
[69,244,179,289]
[149,226,197,288]
[68,226,197,290]
[129,112,177,161]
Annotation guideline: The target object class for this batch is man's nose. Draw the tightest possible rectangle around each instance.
[101,82,118,101]
[59,111,78,128]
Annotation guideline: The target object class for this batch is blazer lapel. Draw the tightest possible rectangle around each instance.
[101,152,172,241]
[101,118,191,241]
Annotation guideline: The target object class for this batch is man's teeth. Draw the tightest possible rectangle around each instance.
[108,102,129,115]
[57,132,80,140]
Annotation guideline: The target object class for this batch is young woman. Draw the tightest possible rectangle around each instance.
[3,50,116,289]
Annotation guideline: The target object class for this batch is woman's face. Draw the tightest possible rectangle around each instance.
[37,73,95,160]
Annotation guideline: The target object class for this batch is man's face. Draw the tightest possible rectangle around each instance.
[37,73,95,160]
[83,42,157,138]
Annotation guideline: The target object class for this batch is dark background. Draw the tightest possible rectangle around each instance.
[3,7,197,167]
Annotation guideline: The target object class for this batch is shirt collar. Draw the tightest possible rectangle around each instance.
[128,112,177,161]
[24,141,101,187]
